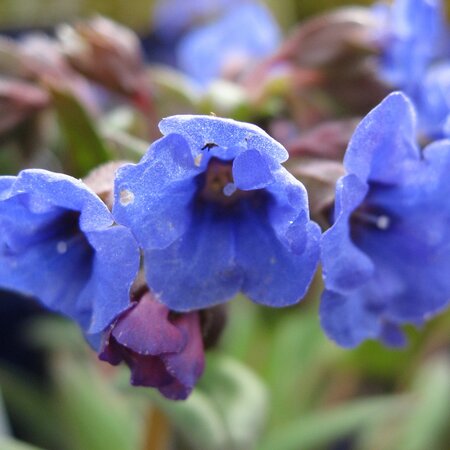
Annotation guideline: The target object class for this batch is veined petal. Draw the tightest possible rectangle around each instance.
[0,169,139,333]
[320,289,389,348]
[113,133,199,250]
[236,206,320,307]
[344,92,419,185]
[145,206,242,311]
[322,174,374,292]
[159,115,288,162]
[79,225,140,334]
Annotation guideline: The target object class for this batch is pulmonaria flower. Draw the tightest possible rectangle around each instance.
[0,169,139,335]
[176,2,281,85]
[113,115,321,311]
[99,290,204,400]
[375,0,446,94]
[320,92,450,347]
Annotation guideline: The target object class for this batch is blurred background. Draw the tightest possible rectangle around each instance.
[0,1,449,449]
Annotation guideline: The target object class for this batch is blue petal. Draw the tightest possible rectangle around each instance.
[159,115,289,162]
[113,134,200,250]
[0,177,15,196]
[232,149,275,190]
[78,225,140,333]
[379,0,445,92]
[0,170,139,332]
[354,140,450,322]
[0,224,94,327]
[321,174,374,292]
[264,165,316,255]
[144,206,242,311]
[344,92,420,184]
[380,322,407,348]
[320,289,389,348]
[417,62,450,139]
[236,205,320,307]
[7,170,113,231]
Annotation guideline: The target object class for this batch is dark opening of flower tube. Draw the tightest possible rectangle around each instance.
[195,157,268,213]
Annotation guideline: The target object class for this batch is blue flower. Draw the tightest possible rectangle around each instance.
[320,92,450,347]
[113,115,321,311]
[375,0,446,94]
[0,169,140,335]
[176,2,281,85]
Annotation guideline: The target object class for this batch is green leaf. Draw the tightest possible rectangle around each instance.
[128,354,268,450]
[140,385,229,450]
[48,83,111,177]
[221,296,262,361]
[0,367,63,447]
[392,357,450,450]
[264,310,341,425]
[200,355,269,450]
[147,66,201,117]
[52,355,141,450]
[25,315,90,354]
[0,437,45,450]
[259,395,410,450]
[198,81,252,121]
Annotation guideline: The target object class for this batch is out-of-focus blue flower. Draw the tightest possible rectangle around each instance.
[113,115,321,311]
[320,92,450,347]
[99,290,204,400]
[152,0,241,41]
[375,0,445,93]
[176,2,281,85]
[0,169,140,335]
[416,62,450,139]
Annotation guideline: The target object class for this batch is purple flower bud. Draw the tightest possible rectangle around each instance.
[99,291,205,400]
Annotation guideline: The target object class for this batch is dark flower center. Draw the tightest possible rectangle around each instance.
[196,158,253,207]
[48,211,93,257]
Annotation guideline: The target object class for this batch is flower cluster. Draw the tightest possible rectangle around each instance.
[0,116,321,398]
[1,0,450,403]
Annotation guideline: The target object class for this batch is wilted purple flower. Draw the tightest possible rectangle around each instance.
[0,169,139,334]
[99,290,204,400]
[177,2,281,85]
[320,92,450,347]
[113,115,321,311]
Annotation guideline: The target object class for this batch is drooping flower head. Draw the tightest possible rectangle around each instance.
[99,290,204,400]
[0,169,140,335]
[113,115,321,312]
[321,92,450,347]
